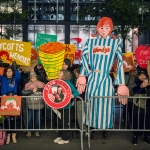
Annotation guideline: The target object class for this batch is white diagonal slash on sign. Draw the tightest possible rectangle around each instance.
[48,94,55,102]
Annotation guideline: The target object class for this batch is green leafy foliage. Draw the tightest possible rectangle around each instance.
[79,0,150,52]
[0,0,28,39]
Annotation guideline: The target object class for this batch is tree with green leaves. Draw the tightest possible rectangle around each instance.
[0,0,28,40]
[79,0,150,52]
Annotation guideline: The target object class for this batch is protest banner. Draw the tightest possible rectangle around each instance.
[43,79,72,110]
[113,52,135,73]
[36,33,57,49]
[64,44,75,65]
[135,45,150,69]
[0,96,22,116]
[0,39,31,66]
[35,33,57,64]
[39,42,65,79]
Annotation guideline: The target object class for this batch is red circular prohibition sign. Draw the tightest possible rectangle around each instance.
[43,79,72,109]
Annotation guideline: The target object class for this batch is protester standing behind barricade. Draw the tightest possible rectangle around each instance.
[63,58,75,84]
[18,68,30,129]
[53,58,75,127]
[0,61,21,145]
[34,64,48,84]
[123,68,137,128]
[19,58,39,130]
[22,71,45,139]
[132,69,150,145]
[53,69,79,144]
[34,64,48,120]
[62,58,76,124]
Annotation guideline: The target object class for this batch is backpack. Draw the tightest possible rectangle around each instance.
[133,94,147,109]
[0,124,6,146]
[26,92,44,110]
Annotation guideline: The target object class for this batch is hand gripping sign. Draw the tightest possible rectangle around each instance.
[43,79,72,109]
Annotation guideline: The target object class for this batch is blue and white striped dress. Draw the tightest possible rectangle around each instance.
[80,36,125,129]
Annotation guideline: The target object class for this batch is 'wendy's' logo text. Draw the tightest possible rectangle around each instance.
[93,46,110,54]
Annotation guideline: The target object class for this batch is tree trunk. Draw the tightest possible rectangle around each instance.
[122,37,126,53]
[121,24,126,53]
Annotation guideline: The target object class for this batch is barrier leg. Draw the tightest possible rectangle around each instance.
[80,130,83,150]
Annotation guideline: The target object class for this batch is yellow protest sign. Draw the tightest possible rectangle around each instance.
[0,39,32,66]
[64,44,75,65]
[113,52,135,73]
[39,42,65,79]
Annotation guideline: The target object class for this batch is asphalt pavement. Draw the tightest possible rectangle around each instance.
[1,130,150,150]
[1,105,150,150]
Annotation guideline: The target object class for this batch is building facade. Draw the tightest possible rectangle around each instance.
[0,0,150,53]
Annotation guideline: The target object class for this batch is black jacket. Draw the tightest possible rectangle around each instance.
[132,79,150,107]
[34,68,47,84]
[132,79,146,94]
[17,71,30,95]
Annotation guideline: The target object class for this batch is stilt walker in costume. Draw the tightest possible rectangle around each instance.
[76,17,129,129]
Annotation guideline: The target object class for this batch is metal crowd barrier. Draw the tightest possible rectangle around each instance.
[86,96,150,148]
[0,95,150,149]
[0,96,84,150]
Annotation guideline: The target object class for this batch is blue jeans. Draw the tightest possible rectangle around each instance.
[28,109,42,130]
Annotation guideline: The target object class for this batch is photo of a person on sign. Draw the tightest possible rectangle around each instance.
[54,87,64,103]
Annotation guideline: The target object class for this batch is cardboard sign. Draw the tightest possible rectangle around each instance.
[19,48,38,72]
[0,67,4,76]
[135,45,150,69]
[75,50,82,60]
[31,48,38,61]
[36,33,57,64]
[0,39,31,66]
[39,42,65,79]
[0,96,22,116]
[113,52,135,73]
[64,44,75,64]
[43,79,72,109]
[36,33,57,49]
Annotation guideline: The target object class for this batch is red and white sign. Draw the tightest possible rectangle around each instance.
[75,50,82,60]
[43,79,72,109]
[0,96,22,116]
[135,45,150,69]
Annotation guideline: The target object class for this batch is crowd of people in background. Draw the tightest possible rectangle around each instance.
[0,58,150,146]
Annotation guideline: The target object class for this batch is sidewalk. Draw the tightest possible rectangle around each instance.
[1,131,150,150]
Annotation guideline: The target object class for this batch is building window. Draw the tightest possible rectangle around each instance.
[28,0,65,21]
[0,25,22,41]
[71,0,101,21]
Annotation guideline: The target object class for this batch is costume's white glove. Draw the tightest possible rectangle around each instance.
[117,84,129,105]
[76,75,86,94]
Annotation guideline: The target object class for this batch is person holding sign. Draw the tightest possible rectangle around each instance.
[0,61,21,144]
[22,71,45,139]
[62,58,75,84]
[132,69,150,145]
[53,69,79,144]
